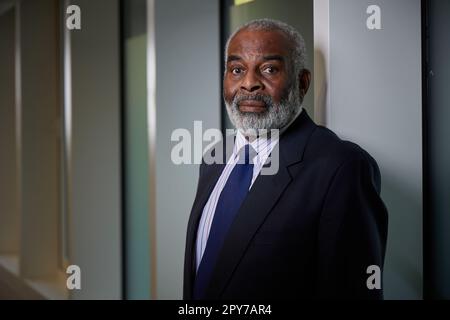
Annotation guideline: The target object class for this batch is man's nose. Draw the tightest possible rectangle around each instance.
[241,71,263,92]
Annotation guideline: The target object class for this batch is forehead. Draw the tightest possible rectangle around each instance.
[227,29,291,59]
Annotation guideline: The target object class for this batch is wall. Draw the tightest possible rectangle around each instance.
[0,0,66,299]
[68,0,122,299]
[0,5,18,254]
[317,0,423,299]
[153,0,221,299]
[19,0,60,281]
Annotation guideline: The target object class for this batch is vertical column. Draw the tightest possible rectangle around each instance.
[0,6,19,255]
[123,0,151,300]
[19,0,60,279]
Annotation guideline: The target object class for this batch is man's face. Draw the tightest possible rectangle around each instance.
[223,29,303,135]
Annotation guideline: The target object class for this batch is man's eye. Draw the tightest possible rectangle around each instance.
[263,66,277,74]
[231,67,243,75]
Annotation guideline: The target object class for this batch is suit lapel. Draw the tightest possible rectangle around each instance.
[204,110,317,298]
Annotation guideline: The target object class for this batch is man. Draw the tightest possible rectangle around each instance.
[184,19,388,300]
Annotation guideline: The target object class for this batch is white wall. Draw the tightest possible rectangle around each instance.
[315,0,423,299]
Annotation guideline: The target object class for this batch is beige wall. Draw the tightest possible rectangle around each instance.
[0,5,19,254]
[19,0,60,279]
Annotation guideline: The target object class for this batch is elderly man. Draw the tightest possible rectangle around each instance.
[183,19,388,300]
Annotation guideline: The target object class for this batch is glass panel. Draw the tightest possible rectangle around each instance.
[123,0,151,300]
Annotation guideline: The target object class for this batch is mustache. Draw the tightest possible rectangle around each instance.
[232,93,273,105]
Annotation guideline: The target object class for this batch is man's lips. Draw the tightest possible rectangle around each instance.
[238,100,267,113]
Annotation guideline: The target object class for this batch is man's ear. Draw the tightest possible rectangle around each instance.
[299,69,311,99]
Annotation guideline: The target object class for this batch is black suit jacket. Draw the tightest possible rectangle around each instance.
[183,110,388,299]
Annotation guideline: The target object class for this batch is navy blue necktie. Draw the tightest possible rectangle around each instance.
[194,144,254,299]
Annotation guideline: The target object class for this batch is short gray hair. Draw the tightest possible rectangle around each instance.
[224,18,307,77]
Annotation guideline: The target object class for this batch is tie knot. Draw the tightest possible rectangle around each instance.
[238,144,256,165]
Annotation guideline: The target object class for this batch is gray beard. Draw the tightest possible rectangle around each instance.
[225,80,303,137]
